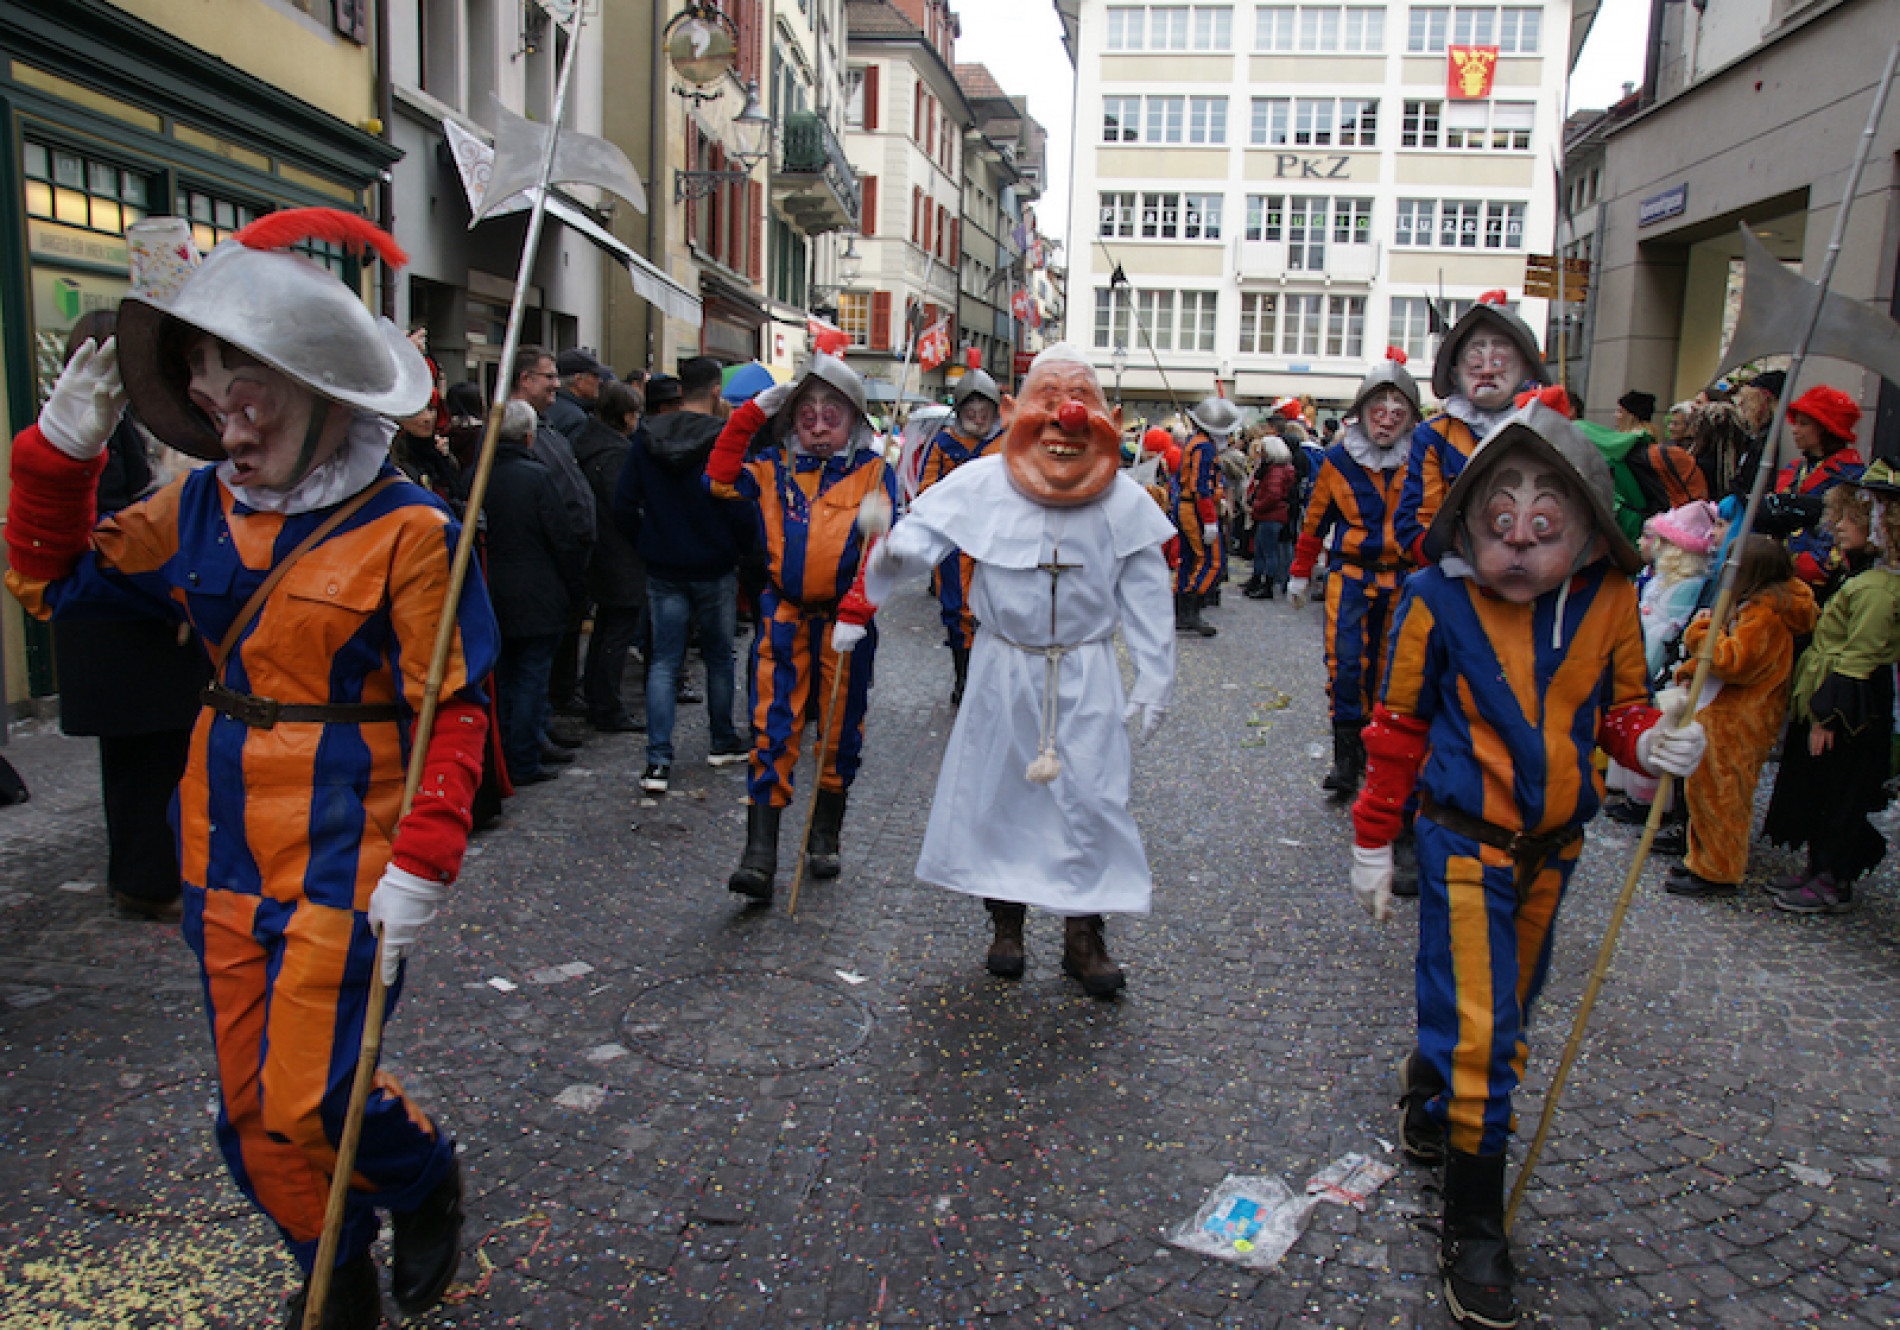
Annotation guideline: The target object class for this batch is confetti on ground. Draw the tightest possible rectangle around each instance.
[486,977,518,992]
[835,970,868,985]
[1786,1163,1834,1187]
[530,961,596,984]
[1277,838,1303,847]
[584,1043,628,1063]
[56,881,97,894]
[554,1084,607,1111]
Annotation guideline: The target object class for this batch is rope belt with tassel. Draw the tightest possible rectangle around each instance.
[987,625,1115,783]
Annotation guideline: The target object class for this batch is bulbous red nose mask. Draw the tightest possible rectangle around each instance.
[1057,401,1088,432]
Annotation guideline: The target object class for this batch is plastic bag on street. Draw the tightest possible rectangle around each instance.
[1167,1175,1316,1271]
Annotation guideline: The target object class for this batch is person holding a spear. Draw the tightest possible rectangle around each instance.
[706,353,898,903]
[6,211,493,1329]
[1349,391,1709,1330]
[915,368,1006,705]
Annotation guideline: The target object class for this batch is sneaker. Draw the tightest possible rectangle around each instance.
[707,741,749,768]
[1765,869,1811,893]
[1775,873,1852,915]
[639,763,670,795]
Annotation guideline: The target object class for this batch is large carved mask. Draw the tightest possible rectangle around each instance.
[1001,361,1123,507]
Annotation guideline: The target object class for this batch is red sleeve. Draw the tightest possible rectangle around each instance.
[1289,532,1324,580]
[389,697,489,883]
[1195,496,1218,525]
[706,399,768,485]
[6,424,107,582]
[837,536,878,626]
[1793,551,1827,585]
[1597,700,1660,774]
[1352,706,1430,848]
[1164,535,1179,569]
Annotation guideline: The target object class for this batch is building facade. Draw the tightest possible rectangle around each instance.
[841,0,970,403]
[1057,0,1568,418]
[1585,0,1898,451]
[0,0,396,704]
[955,64,1046,387]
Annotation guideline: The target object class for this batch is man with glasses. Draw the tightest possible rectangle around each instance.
[1392,292,1551,565]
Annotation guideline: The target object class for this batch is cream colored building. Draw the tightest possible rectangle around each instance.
[1056,0,1573,414]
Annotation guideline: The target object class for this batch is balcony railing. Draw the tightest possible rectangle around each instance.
[774,110,860,234]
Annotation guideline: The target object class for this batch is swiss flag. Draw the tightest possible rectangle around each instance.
[808,314,848,356]
[917,319,951,372]
[1010,289,1033,322]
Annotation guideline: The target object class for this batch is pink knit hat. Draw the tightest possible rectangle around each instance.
[1646,500,1721,554]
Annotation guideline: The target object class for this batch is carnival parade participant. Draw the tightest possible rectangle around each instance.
[1350,391,1707,1330]
[704,353,898,902]
[1393,291,1552,564]
[1174,396,1238,637]
[1286,350,1419,798]
[6,211,496,1328]
[915,369,1005,703]
[865,344,1176,998]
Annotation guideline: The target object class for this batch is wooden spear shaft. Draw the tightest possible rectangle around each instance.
[301,11,590,1324]
[1505,37,1900,1233]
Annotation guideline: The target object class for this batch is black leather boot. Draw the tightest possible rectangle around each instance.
[391,1155,464,1316]
[1061,915,1126,998]
[1441,1151,1519,1329]
[984,899,1027,978]
[728,803,780,901]
[807,789,847,880]
[1396,1050,1447,1165]
[950,641,970,705]
[283,1251,383,1330]
[1321,722,1365,797]
[1176,593,1217,637]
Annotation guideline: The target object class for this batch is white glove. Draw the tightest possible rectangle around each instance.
[831,621,868,654]
[1123,699,1166,741]
[1351,844,1395,923]
[367,864,447,986]
[1287,577,1309,610]
[1201,522,1219,546]
[755,382,795,417]
[39,337,127,460]
[1636,716,1708,778]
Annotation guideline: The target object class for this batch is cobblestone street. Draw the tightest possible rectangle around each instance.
[1,573,1897,1329]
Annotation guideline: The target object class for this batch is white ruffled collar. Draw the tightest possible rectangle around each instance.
[1341,423,1407,472]
[219,411,393,515]
[1442,394,1517,439]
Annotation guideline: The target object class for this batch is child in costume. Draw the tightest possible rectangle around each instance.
[1664,536,1816,897]
[705,354,898,903]
[1286,350,1419,798]
[1350,391,1708,1330]
[916,369,1004,703]
[1393,291,1552,564]
[6,212,494,1328]
[1756,385,1866,587]
[1173,397,1237,636]
[864,344,1175,996]
[1761,461,1900,913]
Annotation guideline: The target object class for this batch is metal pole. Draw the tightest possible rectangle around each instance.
[1506,36,1900,1233]
[301,11,593,1325]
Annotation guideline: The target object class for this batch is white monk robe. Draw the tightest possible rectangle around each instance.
[867,455,1176,914]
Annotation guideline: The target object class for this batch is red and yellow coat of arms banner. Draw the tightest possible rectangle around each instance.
[1447,45,1500,99]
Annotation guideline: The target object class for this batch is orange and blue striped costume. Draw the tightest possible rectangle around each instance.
[1174,430,1225,596]
[1290,442,1410,727]
[916,426,1001,649]
[711,437,898,807]
[6,424,498,1274]
[1354,563,1657,1157]
[1393,414,1482,565]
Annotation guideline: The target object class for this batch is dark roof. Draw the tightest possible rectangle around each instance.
[954,62,1006,99]
[845,0,922,39]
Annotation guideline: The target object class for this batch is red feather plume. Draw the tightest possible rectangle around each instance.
[1513,384,1575,417]
[1383,345,1408,365]
[1478,288,1508,306]
[233,208,409,269]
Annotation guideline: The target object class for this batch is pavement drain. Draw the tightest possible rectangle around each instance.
[619,971,874,1075]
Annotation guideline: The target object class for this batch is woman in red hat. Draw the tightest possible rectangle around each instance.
[1758,384,1865,585]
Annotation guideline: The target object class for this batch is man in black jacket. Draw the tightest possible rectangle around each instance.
[572,380,647,732]
[614,358,750,795]
[547,346,606,440]
[486,400,590,785]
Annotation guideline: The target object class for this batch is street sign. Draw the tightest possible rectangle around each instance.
[1523,253,1591,301]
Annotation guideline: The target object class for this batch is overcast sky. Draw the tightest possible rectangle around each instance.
[951,0,1652,246]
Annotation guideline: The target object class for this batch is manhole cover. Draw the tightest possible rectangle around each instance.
[54,1075,250,1223]
[621,972,873,1074]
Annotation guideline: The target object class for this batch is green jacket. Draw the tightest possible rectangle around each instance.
[1580,420,1653,546]
[1790,563,1900,722]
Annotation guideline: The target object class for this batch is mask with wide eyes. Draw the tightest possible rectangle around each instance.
[1461,451,1598,602]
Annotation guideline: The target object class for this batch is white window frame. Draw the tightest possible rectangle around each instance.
[1239,292,1278,354]
[1099,190,1139,237]
[1257,4,1385,50]
[1245,193,1284,241]
[1146,95,1187,143]
[1104,96,1142,142]
[1401,99,1441,147]
[1188,96,1229,144]
[1184,192,1224,239]
[1388,295,1434,360]
[1251,97,1290,145]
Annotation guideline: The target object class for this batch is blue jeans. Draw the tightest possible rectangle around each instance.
[497,633,560,780]
[1252,520,1288,586]
[646,573,739,766]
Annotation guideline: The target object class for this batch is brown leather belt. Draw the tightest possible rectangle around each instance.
[202,682,403,729]
[1420,796,1583,879]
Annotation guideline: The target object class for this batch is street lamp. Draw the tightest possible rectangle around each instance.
[1111,344,1128,411]
[674,77,775,202]
[809,235,862,309]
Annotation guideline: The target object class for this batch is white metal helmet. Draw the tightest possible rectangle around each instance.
[117,209,432,462]
[1350,347,1422,420]
[1432,292,1549,399]
[953,368,1000,413]
[775,351,870,428]
[1188,395,1244,438]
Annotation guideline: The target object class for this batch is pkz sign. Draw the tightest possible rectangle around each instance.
[1271,153,1353,179]
[1639,183,1689,228]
